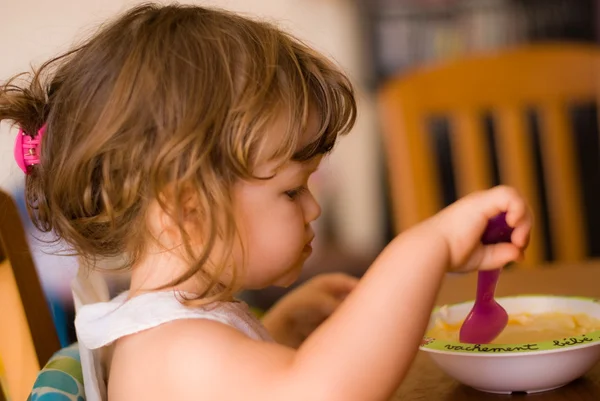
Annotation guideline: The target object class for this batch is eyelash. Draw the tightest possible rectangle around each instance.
[285,186,308,200]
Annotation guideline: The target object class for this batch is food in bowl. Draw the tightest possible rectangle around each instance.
[427,311,600,344]
[420,296,600,394]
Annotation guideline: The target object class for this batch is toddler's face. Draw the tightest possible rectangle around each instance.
[232,155,322,289]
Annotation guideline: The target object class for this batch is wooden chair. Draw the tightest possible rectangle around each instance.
[378,44,600,266]
[0,189,61,400]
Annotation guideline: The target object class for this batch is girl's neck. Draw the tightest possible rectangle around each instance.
[129,249,214,298]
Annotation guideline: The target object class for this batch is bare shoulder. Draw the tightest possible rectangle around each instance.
[108,318,295,401]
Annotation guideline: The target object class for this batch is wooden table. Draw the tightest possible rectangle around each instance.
[394,261,600,400]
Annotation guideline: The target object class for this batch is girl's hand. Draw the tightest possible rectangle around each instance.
[428,185,532,272]
[262,273,358,348]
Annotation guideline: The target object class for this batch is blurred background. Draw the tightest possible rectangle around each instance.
[2,0,600,345]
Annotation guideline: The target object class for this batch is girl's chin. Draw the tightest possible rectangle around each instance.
[272,275,299,288]
[269,263,305,288]
[241,259,306,289]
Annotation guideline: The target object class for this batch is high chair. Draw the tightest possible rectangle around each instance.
[378,44,600,266]
[0,189,62,400]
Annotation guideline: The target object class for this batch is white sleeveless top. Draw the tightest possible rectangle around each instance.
[72,270,272,401]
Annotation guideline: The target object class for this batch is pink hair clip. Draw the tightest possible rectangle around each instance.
[14,124,46,174]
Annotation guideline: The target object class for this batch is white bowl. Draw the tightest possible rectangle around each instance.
[420,295,600,394]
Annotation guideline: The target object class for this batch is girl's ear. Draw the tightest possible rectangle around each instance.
[181,186,203,220]
[159,182,203,222]
[147,183,203,249]
[176,184,212,246]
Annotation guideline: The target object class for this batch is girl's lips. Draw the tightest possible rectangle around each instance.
[303,237,314,253]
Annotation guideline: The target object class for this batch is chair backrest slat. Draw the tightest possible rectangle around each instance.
[539,101,586,261]
[450,110,493,196]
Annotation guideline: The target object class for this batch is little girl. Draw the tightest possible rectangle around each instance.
[1,4,531,401]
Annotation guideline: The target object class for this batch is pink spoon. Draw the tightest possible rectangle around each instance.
[459,212,514,344]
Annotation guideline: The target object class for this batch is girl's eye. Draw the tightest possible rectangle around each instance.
[285,186,308,200]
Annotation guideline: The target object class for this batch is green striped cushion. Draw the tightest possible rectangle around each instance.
[27,343,84,401]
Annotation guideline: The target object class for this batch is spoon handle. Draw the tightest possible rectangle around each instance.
[481,212,513,245]
[476,212,515,302]
[476,269,502,302]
